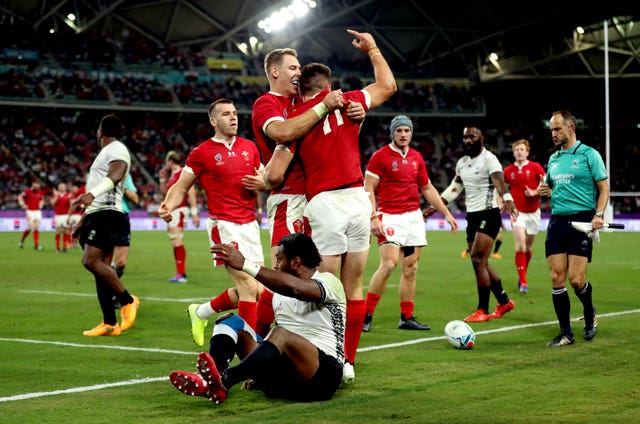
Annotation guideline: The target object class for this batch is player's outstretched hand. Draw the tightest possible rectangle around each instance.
[347,29,376,52]
[211,243,245,270]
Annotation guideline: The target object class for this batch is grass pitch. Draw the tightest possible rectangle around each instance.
[1,229,639,423]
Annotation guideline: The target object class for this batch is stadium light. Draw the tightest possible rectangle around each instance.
[258,0,317,34]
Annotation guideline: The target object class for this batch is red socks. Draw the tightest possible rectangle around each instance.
[174,245,186,275]
[364,292,381,315]
[209,289,235,313]
[238,300,257,331]
[344,299,365,364]
[400,300,414,320]
[515,251,528,285]
[256,290,274,338]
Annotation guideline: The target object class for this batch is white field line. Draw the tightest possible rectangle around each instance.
[18,289,209,303]
[2,307,638,403]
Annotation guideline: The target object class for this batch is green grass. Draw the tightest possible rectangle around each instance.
[1,229,639,423]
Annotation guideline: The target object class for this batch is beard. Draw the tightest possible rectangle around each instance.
[463,142,482,157]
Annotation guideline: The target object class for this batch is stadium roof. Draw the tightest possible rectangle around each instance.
[4,0,640,81]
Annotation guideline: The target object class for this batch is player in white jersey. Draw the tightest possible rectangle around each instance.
[169,233,346,404]
[70,114,140,336]
[424,124,518,323]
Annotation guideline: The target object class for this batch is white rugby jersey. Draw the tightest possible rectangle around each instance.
[272,270,346,363]
[85,140,130,215]
[455,147,502,213]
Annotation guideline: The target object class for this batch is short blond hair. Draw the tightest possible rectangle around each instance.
[264,48,298,79]
[512,139,530,151]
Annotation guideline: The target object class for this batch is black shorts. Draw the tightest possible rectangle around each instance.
[79,210,128,253]
[545,212,593,262]
[258,347,343,402]
[115,214,131,247]
[465,208,502,243]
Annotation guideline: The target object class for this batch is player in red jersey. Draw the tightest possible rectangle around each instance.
[280,29,397,382]
[18,180,45,250]
[159,98,266,344]
[252,48,350,263]
[50,181,72,252]
[362,115,458,333]
[159,150,201,283]
[503,139,546,293]
[67,181,85,248]
[251,47,363,337]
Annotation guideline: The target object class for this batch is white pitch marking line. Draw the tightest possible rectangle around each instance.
[18,289,208,303]
[1,308,638,403]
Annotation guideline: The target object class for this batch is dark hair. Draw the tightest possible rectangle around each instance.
[277,233,322,268]
[99,114,122,138]
[300,62,331,95]
[551,110,577,127]
[208,98,234,119]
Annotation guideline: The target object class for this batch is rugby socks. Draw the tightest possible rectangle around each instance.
[256,290,274,338]
[174,245,186,275]
[55,233,61,250]
[210,289,235,313]
[344,299,366,364]
[477,286,491,313]
[33,229,40,247]
[223,340,281,389]
[515,251,528,284]
[490,279,510,305]
[400,300,414,320]
[493,238,502,254]
[96,278,118,325]
[574,281,595,320]
[551,287,573,337]
[525,250,533,267]
[238,300,257,331]
[364,292,381,316]
[209,334,237,371]
[64,233,72,249]
[115,289,135,307]
[21,229,30,243]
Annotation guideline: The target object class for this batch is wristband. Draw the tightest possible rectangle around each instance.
[190,206,198,217]
[368,47,381,58]
[502,193,514,202]
[89,177,115,198]
[312,102,329,119]
[242,259,261,278]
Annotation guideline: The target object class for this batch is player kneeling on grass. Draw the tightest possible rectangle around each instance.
[170,233,347,403]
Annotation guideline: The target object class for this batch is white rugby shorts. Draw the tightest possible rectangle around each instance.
[304,187,371,256]
[207,218,264,267]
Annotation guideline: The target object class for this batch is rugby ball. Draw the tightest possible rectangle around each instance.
[444,320,476,350]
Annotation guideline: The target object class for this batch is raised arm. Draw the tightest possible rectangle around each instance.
[348,29,397,110]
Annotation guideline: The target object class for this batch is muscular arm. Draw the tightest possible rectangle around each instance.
[264,146,294,190]
[421,182,458,232]
[491,171,517,217]
[266,91,344,145]
[364,172,383,236]
[348,29,397,110]
[158,171,198,222]
[211,244,323,302]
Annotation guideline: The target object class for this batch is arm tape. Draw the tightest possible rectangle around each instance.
[312,102,329,119]
[502,192,514,202]
[242,259,261,278]
[89,177,115,198]
[190,206,199,217]
[441,180,463,204]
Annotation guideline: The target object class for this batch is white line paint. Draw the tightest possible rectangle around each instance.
[1,308,638,403]
[18,290,209,303]
[0,377,168,402]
